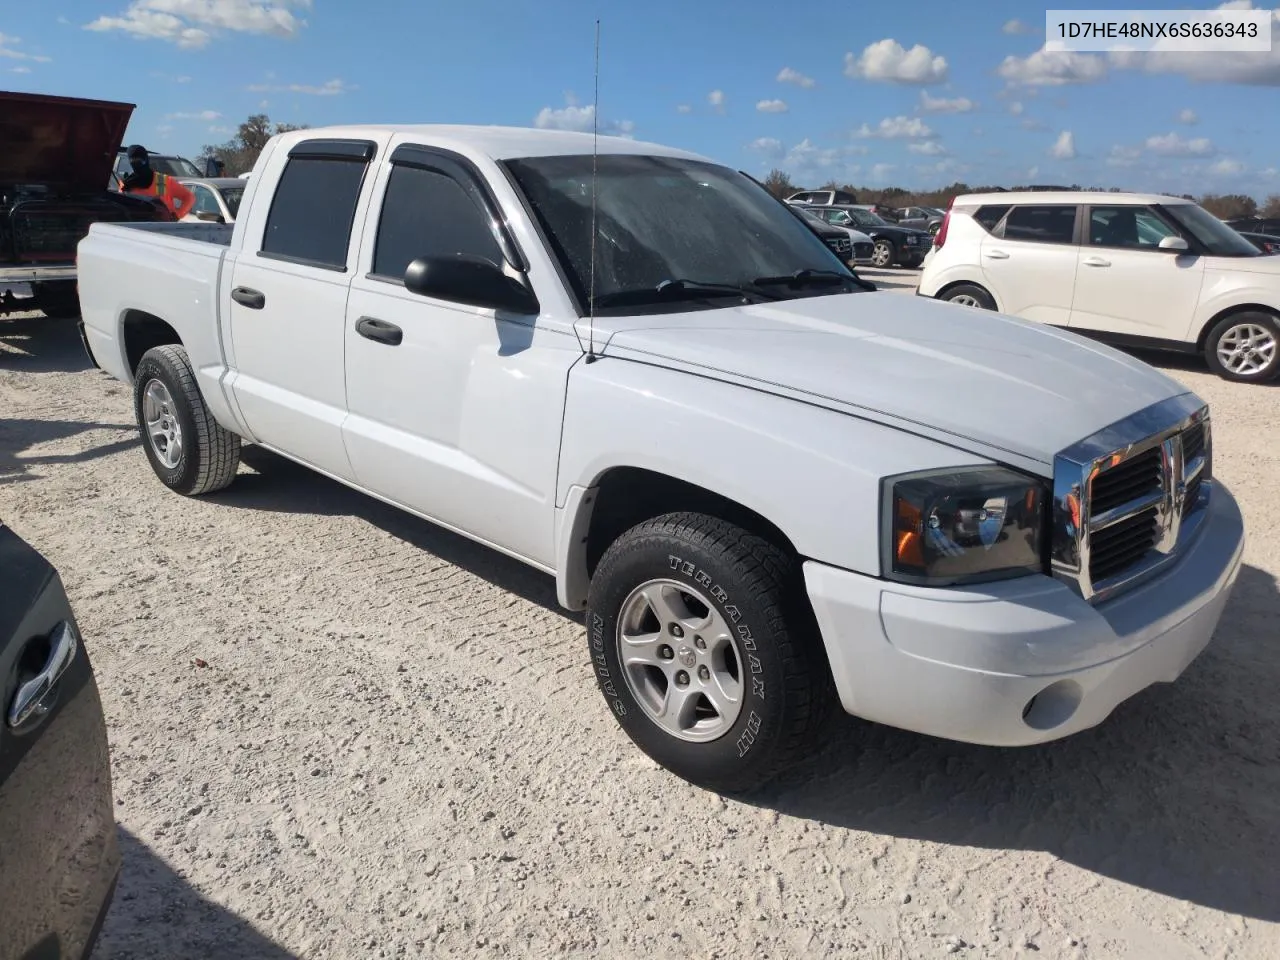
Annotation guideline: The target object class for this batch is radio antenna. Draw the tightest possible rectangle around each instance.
[585,17,601,363]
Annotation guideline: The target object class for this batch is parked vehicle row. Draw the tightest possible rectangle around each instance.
[807,205,934,268]
[74,124,1245,795]
[918,191,1280,383]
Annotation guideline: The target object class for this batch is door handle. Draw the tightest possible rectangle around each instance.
[355,316,403,346]
[984,249,1010,260]
[7,622,77,730]
[1082,256,1111,267]
[231,286,266,309]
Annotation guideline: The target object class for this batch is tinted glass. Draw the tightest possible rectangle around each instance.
[372,164,504,281]
[221,186,244,218]
[974,205,1011,231]
[261,155,368,268]
[191,185,220,216]
[1163,203,1262,257]
[1088,206,1177,248]
[1003,205,1076,244]
[504,154,861,313]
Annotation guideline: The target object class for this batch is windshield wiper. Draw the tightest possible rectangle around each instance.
[592,278,773,309]
[752,269,850,288]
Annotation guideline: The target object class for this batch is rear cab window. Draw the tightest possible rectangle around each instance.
[259,139,377,271]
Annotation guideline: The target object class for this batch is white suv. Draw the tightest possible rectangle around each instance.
[918,191,1280,383]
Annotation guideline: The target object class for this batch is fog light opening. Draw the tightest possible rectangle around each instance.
[1021,679,1084,732]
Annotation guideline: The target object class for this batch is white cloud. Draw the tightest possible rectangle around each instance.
[747,137,785,160]
[156,124,173,136]
[856,115,935,139]
[869,162,895,181]
[1144,131,1215,157]
[1003,19,1036,35]
[85,0,311,49]
[708,89,726,113]
[208,125,233,134]
[1027,165,1040,178]
[998,46,1107,86]
[1008,100,1025,116]
[908,141,947,155]
[1178,108,1198,125]
[247,77,352,96]
[1049,130,1076,159]
[1109,2,1280,85]
[0,32,52,62]
[756,99,788,113]
[777,66,816,88]
[165,109,221,121]
[676,104,692,114]
[258,99,269,108]
[1264,166,1279,177]
[844,39,948,84]
[176,74,192,83]
[10,65,32,74]
[533,100,635,137]
[1209,157,1246,175]
[919,90,975,113]
[1108,144,1142,167]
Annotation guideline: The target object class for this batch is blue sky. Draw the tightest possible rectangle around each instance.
[3,1,1279,197]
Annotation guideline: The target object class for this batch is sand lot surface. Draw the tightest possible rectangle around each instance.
[2,279,1277,959]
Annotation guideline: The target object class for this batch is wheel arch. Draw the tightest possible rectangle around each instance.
[121,310,183,380]
[1195,302,1280,351]
[934,279,1000,311]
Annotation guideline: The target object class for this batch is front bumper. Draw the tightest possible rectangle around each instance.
[803,481,1245,746]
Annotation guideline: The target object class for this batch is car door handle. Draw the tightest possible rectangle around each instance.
[1083,256,1111,267]
[355,316,403,346]
[7,622,77,730]
[231,286,266,309]
[984,250,1010,259]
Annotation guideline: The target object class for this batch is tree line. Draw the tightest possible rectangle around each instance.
[761,169,1280,222]
[198,114,309,177]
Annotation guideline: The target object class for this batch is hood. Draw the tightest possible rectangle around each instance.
[0,91,135,189]
[592,292,1190,472]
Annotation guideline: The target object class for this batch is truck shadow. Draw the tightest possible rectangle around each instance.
[753,561,1280,922]
[0,419,138,486]
[0,314,96,375]
[210,445,576,622]
[91,828,297,959]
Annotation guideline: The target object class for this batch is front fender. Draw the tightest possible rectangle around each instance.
[554,357,990,603]
[1189,277,1280,343]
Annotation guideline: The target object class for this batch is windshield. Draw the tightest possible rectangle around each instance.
[152,156,203,177]
[503,154,861,314]
[1161,203,1260,257]
[220,186,245,218]
[842,208,887,228]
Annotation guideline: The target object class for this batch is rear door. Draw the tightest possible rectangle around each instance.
[979,203,1080,326]
[1,523,119,959]
[226,137,382,480]
[1068,203,1205,340]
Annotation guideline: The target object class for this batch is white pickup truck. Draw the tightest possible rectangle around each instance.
[76,124,1245,793]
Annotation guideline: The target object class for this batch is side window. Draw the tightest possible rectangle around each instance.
[974,205,1011,232]
[1002,205,1077,244]
[261,152,370,269]
[191,185,220,216]
[371,163,504,282]
[1089,206,1177,249]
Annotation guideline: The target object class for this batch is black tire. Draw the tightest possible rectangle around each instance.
[870,239,896,269]
[1203,311,1280,384]
[133,344,241,495]
[585,512,834,794]
[940,283,997,311]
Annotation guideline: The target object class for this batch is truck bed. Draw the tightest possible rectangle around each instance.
[99,220,235,247]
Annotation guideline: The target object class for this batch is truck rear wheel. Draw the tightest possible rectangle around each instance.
[585,512,833,794]
[133,344,241,495]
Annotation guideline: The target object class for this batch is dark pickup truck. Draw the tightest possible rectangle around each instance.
[1,90,173,319]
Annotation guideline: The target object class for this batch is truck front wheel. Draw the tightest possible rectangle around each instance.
[133,344,241,495]
[585,512,833,794]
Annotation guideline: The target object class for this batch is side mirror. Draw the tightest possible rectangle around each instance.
[1158,235,1190,252]
[403,255,539,314]
[196,211,225,223]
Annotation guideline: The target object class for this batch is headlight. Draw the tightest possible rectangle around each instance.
[881,467,1049,586]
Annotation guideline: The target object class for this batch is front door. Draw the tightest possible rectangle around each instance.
[341,144,582,567]
[979,203,1080,326]
[1068,204,1206,340]
[227,138,379,481]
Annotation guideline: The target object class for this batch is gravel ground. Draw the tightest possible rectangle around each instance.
[2,281,1278,959]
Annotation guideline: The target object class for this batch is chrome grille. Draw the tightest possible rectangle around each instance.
[1051,396,1212,603]
[825,237,852,257]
